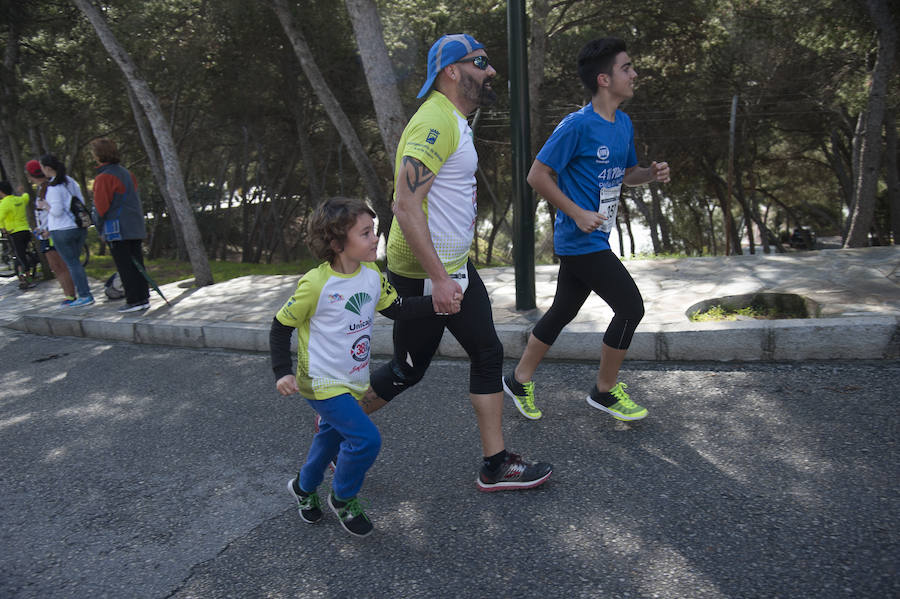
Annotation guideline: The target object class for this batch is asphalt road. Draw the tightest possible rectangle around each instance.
[1,329,898,599]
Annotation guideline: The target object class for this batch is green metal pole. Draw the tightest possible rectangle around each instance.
[507,0,536,310]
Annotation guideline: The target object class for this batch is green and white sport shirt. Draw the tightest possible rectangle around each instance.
[275,261,397,400]
[386,91,478,278]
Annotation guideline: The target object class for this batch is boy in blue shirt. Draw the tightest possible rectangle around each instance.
[503,37,670,421]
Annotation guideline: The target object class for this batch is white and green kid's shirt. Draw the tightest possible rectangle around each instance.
[386,91,478,278]
[275,261,397,400]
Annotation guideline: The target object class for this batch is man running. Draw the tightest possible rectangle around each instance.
[366,33,553,492]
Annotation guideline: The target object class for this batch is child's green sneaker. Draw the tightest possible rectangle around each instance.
[328,492,373,537]
[288,478,323,523]
[586,382,648,421]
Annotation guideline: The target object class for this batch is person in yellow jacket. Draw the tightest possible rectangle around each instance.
[0,180,36,289]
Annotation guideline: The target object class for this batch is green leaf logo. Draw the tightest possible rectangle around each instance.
[345,292,372,315]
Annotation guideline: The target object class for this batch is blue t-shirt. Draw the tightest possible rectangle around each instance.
[536,105,638,255]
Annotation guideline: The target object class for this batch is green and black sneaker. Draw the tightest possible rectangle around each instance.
[328,492,373,537]
[502,374,542,420]
[586,382,648,421]
[288,478,323,524]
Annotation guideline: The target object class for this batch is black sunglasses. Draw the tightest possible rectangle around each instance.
[456,55,490,70]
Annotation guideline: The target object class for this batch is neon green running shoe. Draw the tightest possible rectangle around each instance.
[502,374,542,420]
[586,382,648,421]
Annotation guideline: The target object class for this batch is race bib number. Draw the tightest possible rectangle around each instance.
[598,185,621,233]
[423,263,469,296]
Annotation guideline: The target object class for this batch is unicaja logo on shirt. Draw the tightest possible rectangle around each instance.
[426,129,440,144]
[596,145,610,163]
[344,292,372,315]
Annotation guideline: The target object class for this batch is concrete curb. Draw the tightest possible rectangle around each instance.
[10,311,898,362]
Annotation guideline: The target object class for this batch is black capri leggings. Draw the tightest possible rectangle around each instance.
[10,231,35,272]
[369,260,504,401]
[532,250,644,350]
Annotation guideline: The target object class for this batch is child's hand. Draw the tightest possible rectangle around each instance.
[276,375,299,396]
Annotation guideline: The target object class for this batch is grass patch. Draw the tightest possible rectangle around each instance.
[85,255,321,286]
[689,304,780,321]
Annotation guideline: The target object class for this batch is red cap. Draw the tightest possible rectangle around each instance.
[25,160,44,178]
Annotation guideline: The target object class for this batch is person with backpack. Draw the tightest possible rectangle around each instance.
[25,160,76,305]
[34,154,94,307]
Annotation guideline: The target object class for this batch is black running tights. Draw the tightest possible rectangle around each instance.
[531,250,644,350]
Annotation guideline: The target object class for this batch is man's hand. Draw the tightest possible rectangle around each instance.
[432,277,463,315]
[650,161,670,183]
[275,374,299,396]
[573,207,606,233]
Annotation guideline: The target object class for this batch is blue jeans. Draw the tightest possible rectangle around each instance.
[299,393,381,500]
[50,227,91,298]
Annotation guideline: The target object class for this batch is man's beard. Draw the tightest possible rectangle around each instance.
[479,81,498,107]
[461,71,497,107]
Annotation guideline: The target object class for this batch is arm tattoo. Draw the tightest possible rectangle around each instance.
[402,156,434,193]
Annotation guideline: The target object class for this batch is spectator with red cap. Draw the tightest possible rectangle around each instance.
[26,159,76,305]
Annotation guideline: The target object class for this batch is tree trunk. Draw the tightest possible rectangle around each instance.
[125,85,188,261]
[758,196,771,254]
[343,0,405,159]
[271,0,389,236]
[72,0,213,285]
[649,184,672,252]
[0,6,26,194]
[629,187,660,253]
[528,0,549,157]
[824,127,854,209]
[287,98,324,209]
[477,163,509,266]
[702,155,742,254]
[737,182,756,254]
[528,0,554,247]
[731,169,785,254]
[0,126,22,191]
[614,218,625,257]
[885,109,899,244]
[620,197,636,256]
[845,0,897,247]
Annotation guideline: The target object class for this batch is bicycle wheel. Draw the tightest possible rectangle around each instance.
[0,238,15,276]
[80,242,90,267]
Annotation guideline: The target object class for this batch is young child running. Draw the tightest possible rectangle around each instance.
[269,196,446,537]
[502,37,670,422]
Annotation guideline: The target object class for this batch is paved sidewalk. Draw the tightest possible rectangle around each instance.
[3,246,898,361]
